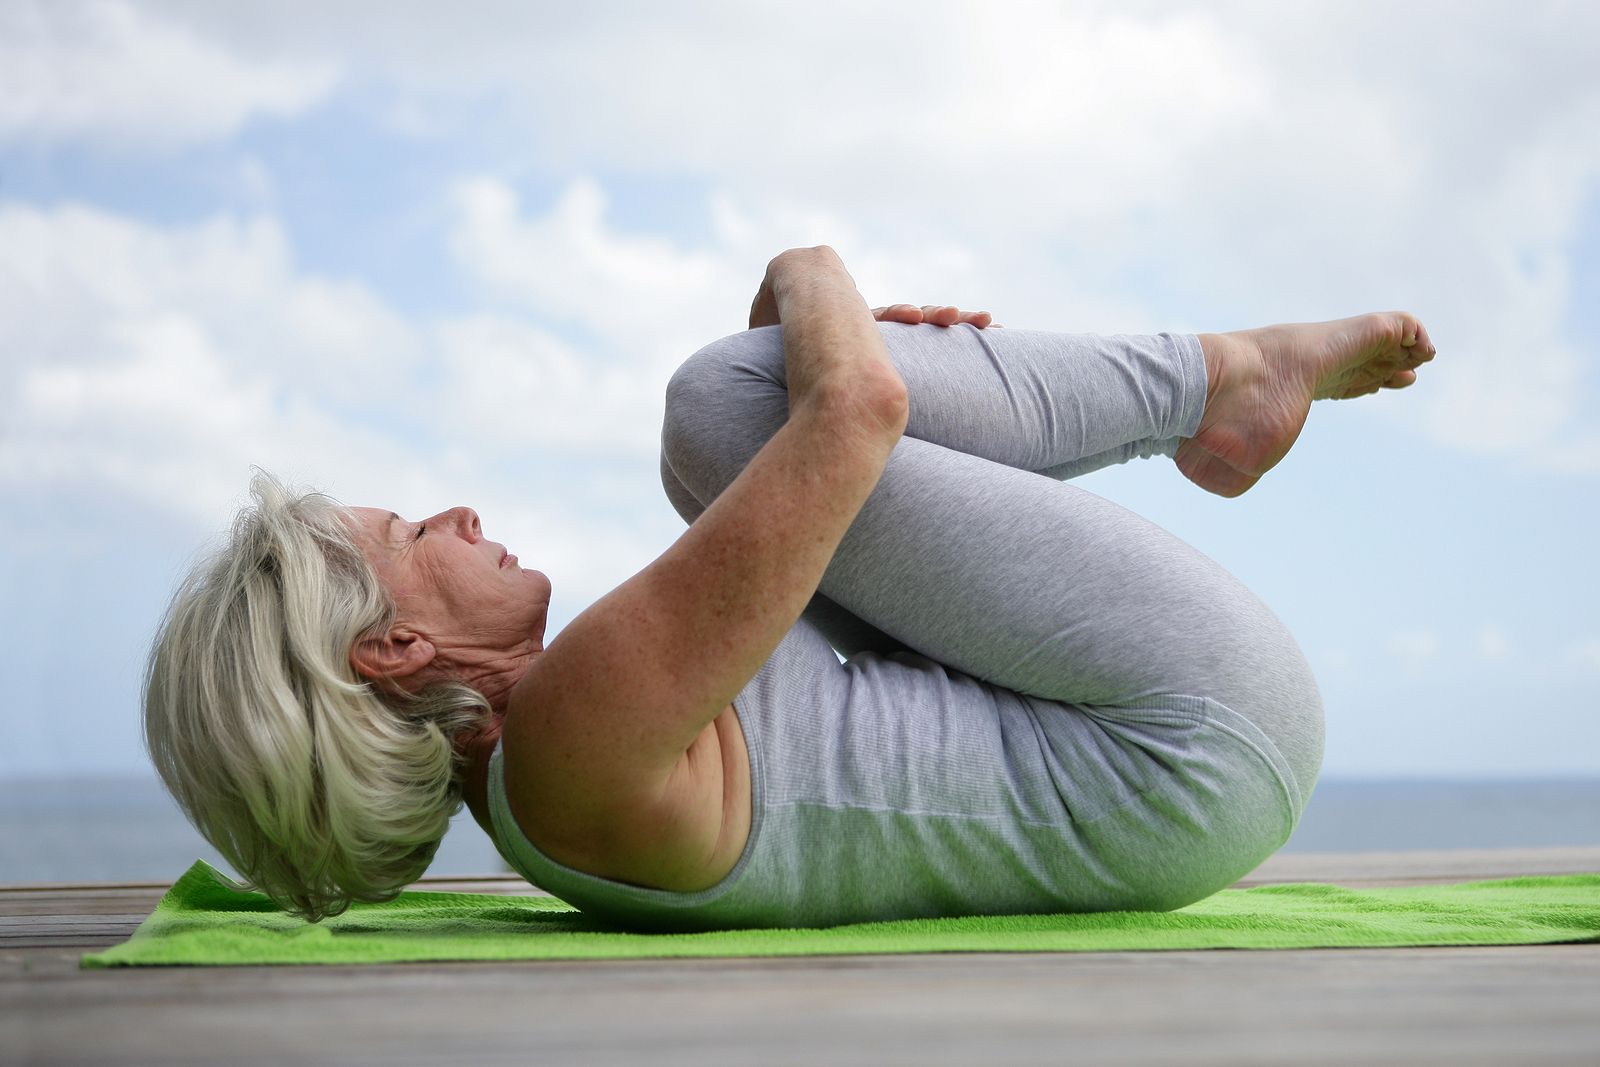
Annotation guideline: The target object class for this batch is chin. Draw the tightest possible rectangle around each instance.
[527,573,553,626]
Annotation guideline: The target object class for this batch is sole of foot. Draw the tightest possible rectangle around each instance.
[1175,312,1436,498]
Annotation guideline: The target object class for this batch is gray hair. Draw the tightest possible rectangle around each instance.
[144,471,491,921]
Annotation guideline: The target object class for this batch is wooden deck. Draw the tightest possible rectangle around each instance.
[6,848,1599,1066]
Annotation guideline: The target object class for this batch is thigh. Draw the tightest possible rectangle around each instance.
[814,436,1325,805]
[818,437,1267,701]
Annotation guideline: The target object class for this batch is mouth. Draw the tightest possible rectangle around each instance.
[499,549,518,569]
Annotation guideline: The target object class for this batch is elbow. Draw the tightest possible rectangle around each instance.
[803,372,909,440]
[863,378,910,439]
[874,376,910,425]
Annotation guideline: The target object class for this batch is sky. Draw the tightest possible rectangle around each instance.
[1,0,1597,782]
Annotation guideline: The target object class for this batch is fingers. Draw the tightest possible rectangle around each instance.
[922,306,994,328]
[925,306,995,329]
[871,304,925,325]
[871,304,996,328]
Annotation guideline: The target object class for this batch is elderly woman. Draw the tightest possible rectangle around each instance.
[145,246,1434,930]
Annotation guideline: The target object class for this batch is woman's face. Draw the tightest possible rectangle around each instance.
[347,505,552,652]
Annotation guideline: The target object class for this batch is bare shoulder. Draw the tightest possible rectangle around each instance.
[494,689,753,892]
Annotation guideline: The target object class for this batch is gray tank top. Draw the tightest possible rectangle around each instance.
[484,619,1298,932]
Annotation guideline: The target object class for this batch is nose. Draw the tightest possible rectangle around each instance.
[431,506,481,542]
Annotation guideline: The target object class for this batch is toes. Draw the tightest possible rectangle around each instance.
[1391,311,1420,348]
[1415,319,1436,358]
[1393,311,1435,358]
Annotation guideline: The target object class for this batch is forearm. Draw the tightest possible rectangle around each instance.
[533,257,911,790]
[759,247,908,425]
[521,380,903,838]
[645,396,899,716]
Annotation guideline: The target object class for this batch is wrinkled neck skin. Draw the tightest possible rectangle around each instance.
[454,651,536,753]
[446,645,537,719]
[413,635,541,775]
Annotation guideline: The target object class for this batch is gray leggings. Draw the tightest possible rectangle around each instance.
[659,322,1324,814]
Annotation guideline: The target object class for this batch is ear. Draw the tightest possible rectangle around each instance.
[350,625,437,688]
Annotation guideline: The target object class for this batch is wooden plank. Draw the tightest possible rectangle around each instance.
[0,873,542,894]
[1239,845,1600,886]
[10,961,1600,1057]
[9,944,1599,1066]
[0,889,169,917]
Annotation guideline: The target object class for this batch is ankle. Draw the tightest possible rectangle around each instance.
[1194,333,1229,421]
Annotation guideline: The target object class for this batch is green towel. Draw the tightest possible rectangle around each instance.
[80,860,1600,968]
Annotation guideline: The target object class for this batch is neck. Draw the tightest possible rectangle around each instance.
[443,647,537,837]
[463,654,533,718]
[460,723,504,838]
[430,640,538,717]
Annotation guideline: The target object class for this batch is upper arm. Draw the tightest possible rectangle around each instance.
[505,347,904,847]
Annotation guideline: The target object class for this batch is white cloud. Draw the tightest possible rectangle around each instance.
[1474,624,1511,661]
[37,3,1597,476]
[1386,628,1440,670]
[8,312,391,518]
[0,0,337,149]
[0,199,682,620]
[431,314,667,457]
[445,174,1006,393]
[0,202,421,414]
[448,176,748,373]
[1319,647,1352,674]
[191,0,1600,473]
[1568,636,1600,674]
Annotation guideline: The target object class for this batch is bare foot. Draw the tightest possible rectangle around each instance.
[1174,312,1436,497]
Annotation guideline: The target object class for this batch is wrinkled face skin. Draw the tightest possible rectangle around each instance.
[346,505,553,662]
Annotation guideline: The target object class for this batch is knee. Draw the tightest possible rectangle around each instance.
[1199,606,1325,810]
[661,336,740,475]
[661,330,789,498]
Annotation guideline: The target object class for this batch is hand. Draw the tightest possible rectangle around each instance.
[748,247,907,421]
[748,246,855,330]
[871,304,1000,329]
[748,264,781,330]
